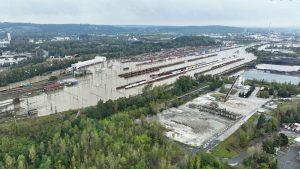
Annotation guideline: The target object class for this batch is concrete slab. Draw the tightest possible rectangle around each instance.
[158,90,270,148]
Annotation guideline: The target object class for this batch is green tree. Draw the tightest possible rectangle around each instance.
[239,130,248,148]
[149,101,160,114]
[257,114,266,129]
[174,76,194,94]
[278,133,289,146]
[4,154,14,169]
[17,155,26,169]
[29,145,36,165]
[259,91,270,98]
[39,155,51,169]
[266,118,279,133]
[262,140,275,154]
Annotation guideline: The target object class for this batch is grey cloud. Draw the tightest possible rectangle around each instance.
[0,0,299,27]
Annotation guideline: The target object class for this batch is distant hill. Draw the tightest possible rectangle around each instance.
[0,22,245,35]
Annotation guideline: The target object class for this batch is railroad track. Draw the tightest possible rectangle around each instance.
[117,57,245,90]
[118,61,185,78]
[187,54,218,62]
[0,80,52,101]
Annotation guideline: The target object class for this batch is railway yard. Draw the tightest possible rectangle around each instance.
[0,44,255,118]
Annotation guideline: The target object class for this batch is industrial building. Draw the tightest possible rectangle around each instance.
[71,56,106,70]
[0,52,32,66]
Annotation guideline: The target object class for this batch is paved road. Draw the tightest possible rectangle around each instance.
[227,151,247,166]
[217,88,271,142]
[277,144,300,169]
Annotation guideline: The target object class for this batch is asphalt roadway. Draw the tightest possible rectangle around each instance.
[277,144,300,169]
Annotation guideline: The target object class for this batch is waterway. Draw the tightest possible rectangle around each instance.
[242,69,300,85]
[256,64,300,72]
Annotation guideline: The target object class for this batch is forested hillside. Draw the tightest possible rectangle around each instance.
[0,23,244,35]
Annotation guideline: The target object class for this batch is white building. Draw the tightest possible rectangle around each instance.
[0,52,31,66]
[71,56,106,70]
[0,41,9,47]
[241,85,251,94]
[51,37,71,42]
[7,33,11,41]
[0,33,11,47]
[235,76,245,89]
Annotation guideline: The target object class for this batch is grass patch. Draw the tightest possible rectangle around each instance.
[211,132,240,158]
[220,88,238,95]
[211,93,226,101]
[211,114,259,158]
[247,114,259,124]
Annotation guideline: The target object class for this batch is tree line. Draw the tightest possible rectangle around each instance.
[248,79,300,98]
[246,46,300,65]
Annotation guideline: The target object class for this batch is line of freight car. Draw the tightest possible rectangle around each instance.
[187,54,218,62]
[120,61,218,90]
[124,80,147,89]
[149,71,186,83]
[135,53,180,63]
[119,67,160,78]
[150,67,187,78]
[195,59,245,77]
[118,70,186,90]
[116,80,147,90]
[185,61,218,71]
[210,58,245,70]
[151,61,213,78]
[158,61,185,68]
[0,81,52,98]
[149,61,216,83]
[0,87,45,102]
[123,72,185,90]
[118,61,185,78]
[136,58,166,66]
[44,82,64,92]
[0,86,42,97]
[117,60,221,90]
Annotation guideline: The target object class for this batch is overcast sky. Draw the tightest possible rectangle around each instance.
[0,0,300,27]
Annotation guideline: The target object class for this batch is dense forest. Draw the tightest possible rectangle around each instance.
[0,23,244,35]
[5,36,218,57]
[0,75,232,169]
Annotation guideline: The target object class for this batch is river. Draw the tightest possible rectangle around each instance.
[242,69,300,85]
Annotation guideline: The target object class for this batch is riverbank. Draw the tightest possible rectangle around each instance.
[242,69,300,85]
